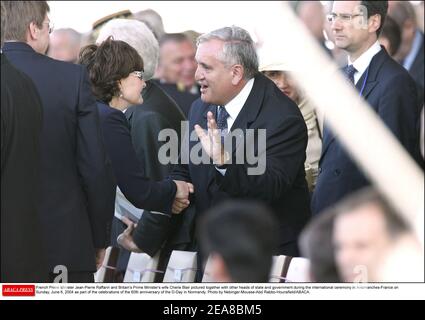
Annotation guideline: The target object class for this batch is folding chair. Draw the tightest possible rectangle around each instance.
[163,251,198,282]
[269,255,291,282]
[201,255,214,283]
[94,246,120,283]
[123,251,161,282]
[285,257,310,282]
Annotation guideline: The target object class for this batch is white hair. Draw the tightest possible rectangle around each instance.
[96,18,159,81]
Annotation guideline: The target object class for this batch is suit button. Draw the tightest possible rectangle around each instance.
[319,167,322,174]
[334,169,341,176]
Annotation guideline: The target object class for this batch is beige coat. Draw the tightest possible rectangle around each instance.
[298,98,322,191]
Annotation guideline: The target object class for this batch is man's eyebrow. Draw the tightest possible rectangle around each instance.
[199,62,211,68]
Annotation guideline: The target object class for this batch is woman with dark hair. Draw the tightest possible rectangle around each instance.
[79,38,192,221]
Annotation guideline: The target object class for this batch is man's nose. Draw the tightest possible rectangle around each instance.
[194,66,202,81]
[331,19,343,31]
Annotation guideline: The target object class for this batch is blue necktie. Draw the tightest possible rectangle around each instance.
[345,64,357,84]
[216,106,229,144]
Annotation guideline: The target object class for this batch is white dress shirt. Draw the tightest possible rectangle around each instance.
[216,78,255,175]
[348,40,381,85]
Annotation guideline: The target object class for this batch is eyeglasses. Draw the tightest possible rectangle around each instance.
[43,21,54,34]
[131,71,144,80]
[326,13,364,23]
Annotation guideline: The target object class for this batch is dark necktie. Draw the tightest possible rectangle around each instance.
[216,106,230,144]
[345,64,357,84]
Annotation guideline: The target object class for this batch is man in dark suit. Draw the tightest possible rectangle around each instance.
[1,2,48,283]
[154,33,200,117]
[3,1,115,282]
[312,1,421,215]
[170,26,311,259]
[388,1,424,105]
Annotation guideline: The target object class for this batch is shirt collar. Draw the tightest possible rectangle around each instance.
[221,78,255,120]
[348,40,381,75]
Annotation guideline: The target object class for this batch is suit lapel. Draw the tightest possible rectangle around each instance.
[225,73,266,155]
[321,47,389,159]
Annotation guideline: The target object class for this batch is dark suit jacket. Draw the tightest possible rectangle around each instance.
[152,79,200,117]
[126,80,186,180]
[1,55,48,282]
[96,101,176,212]
[408,31,424,105]
[3,42,116,273]
[311,47,421,215]
[170,72,312,257]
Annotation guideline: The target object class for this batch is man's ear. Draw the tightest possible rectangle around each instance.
[28,21,40,41]
[368,14,381,35]
[231,64,244,86]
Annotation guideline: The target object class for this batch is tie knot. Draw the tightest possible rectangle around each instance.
[345,65,357,83]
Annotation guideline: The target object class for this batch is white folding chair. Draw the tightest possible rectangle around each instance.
[285,257,310,282]
[269,255,290,282]
[94,246,120,283]
[123,251,161,282]
[163,251,198,282]
[201,255,214,283]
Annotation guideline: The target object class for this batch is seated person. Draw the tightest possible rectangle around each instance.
[198,201,278,282]
[259,54,323,191]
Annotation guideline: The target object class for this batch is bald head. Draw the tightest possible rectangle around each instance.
[48,28,81,63]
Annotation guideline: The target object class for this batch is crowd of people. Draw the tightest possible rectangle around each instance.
[1,1,424,283]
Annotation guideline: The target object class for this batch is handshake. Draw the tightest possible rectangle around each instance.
[172,180,194,214]
[117,180,194,253]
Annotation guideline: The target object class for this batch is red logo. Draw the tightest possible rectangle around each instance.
[2,285,35,296]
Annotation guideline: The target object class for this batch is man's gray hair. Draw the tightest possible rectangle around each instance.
[96,18,159,81]
[52,28,82,47]
[197,26,259,80]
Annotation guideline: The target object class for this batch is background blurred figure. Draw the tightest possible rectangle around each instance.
[259,54,323,192]
[154,33,200,116]
[92,10,132,44]
[299,210,340,282]
[297,1,332,56]
[331,188,410,282]
[198,201,278,282]
[1,1,48,282]
[378,15,401,57]
[47,28,81,63]
[96,19,187,280]
[132,8,165,40]
[3,1,115,283]
[388,1,424,104]
[183,29,202,48]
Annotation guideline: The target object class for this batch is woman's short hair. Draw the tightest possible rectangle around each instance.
[78,37,144,103]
